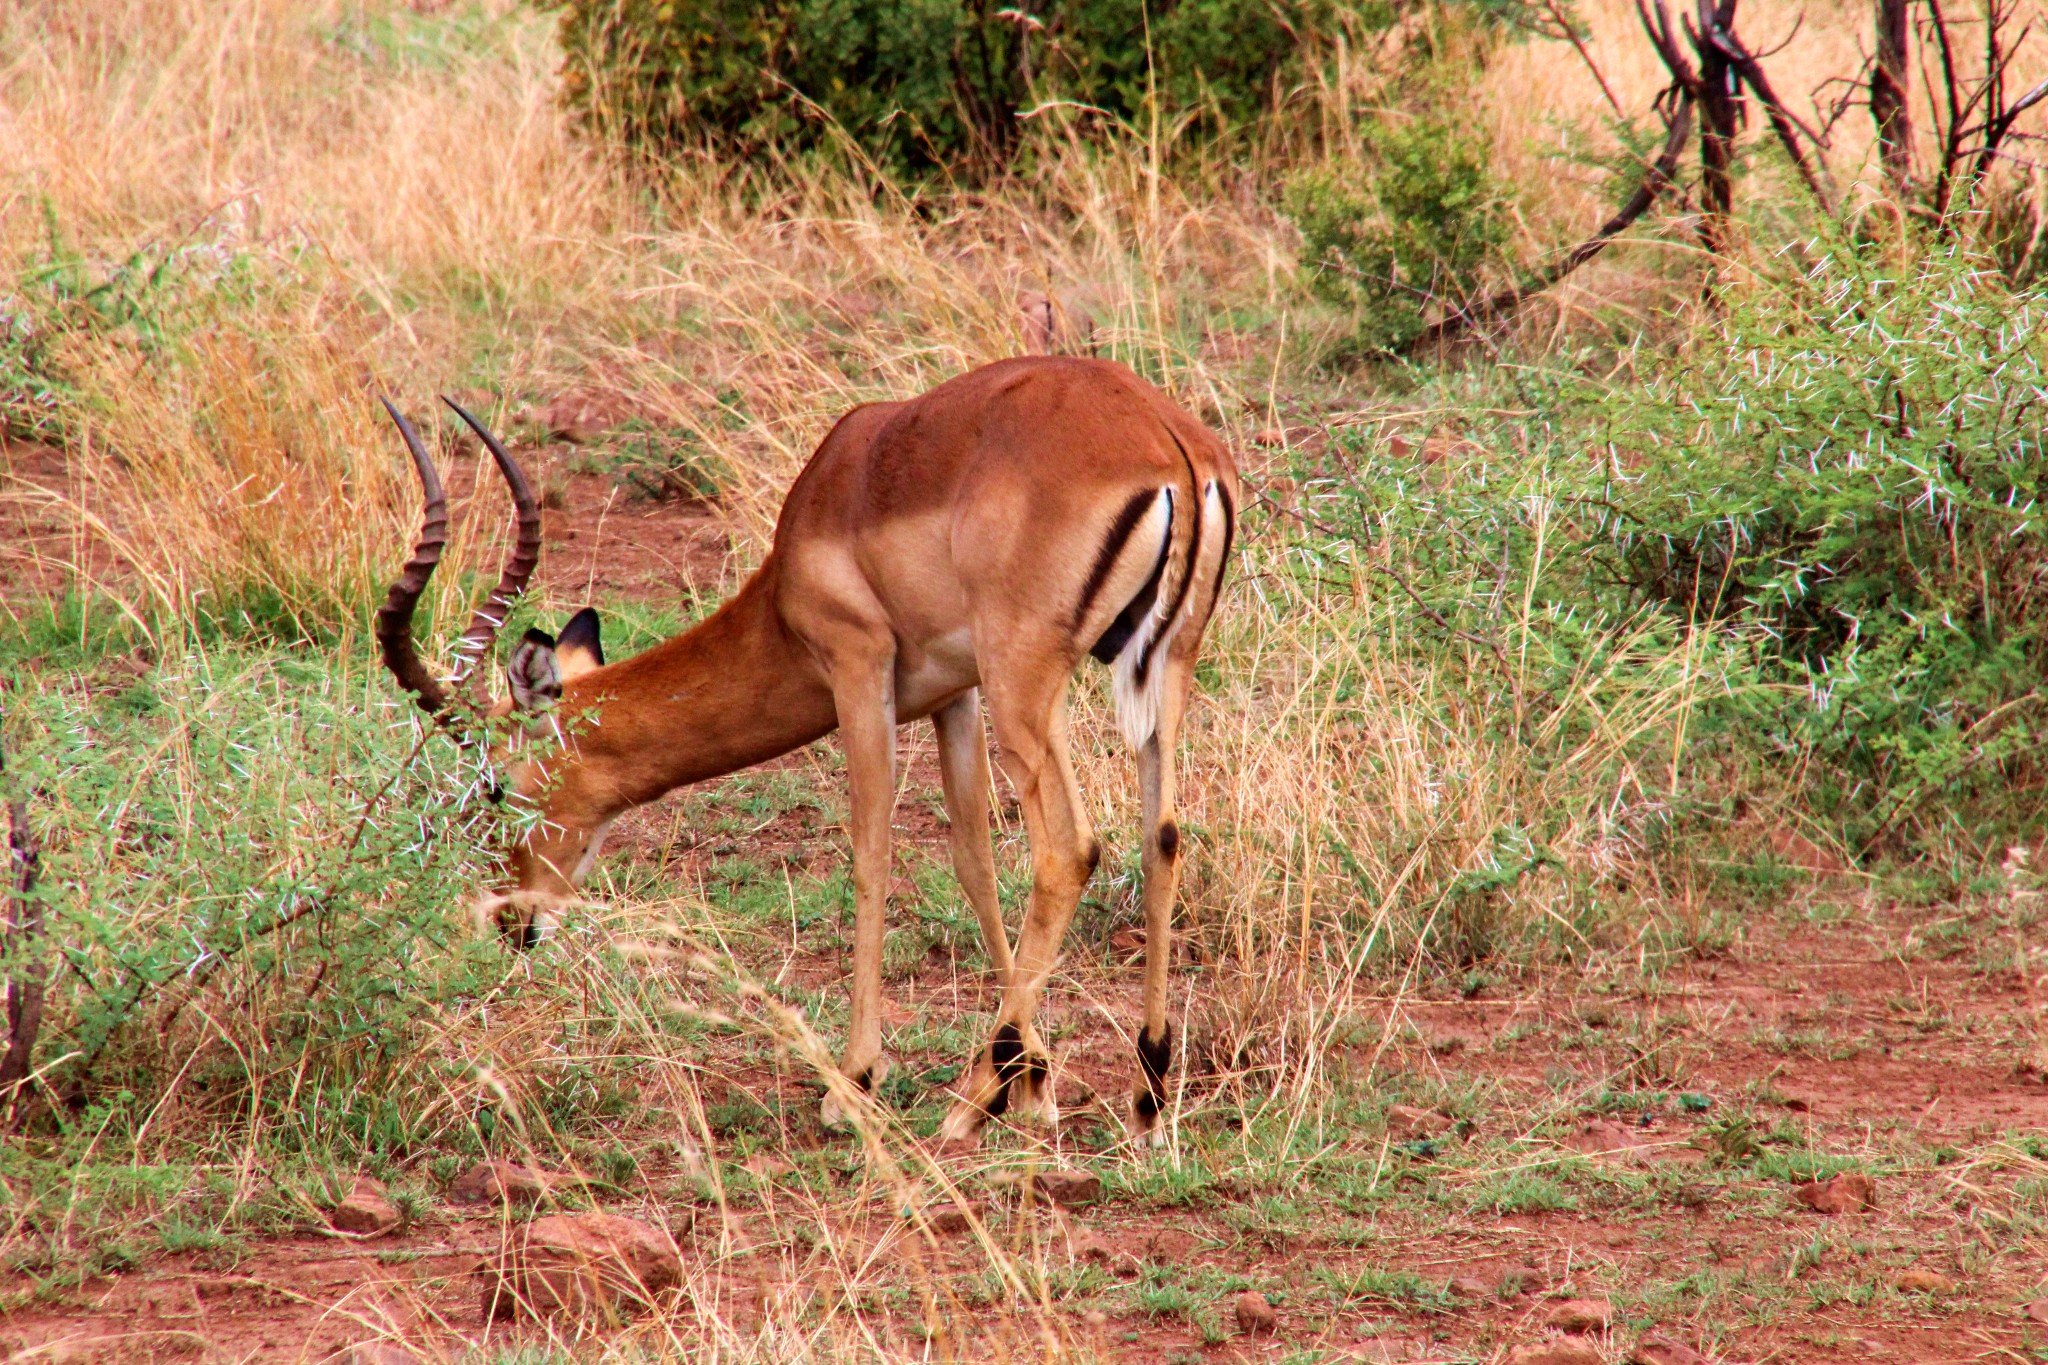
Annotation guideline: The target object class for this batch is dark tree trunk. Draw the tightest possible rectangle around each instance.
[1693,0,1743,257]
[1872,0,1913,193]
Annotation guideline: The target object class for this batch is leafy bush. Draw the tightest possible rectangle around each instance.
[1286,111,1510,354]
[0,611,510,1130]
[551,0,1398,175]
[1585,241,2048,836]
[1291,238,2048,847]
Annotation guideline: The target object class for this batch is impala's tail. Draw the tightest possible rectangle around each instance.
[1105,474,1232,748]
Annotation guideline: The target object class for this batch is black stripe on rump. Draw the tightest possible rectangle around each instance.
[1208,481,1236,609]
[1135,430,1204,684]
[1071,488,1160,635]
[1086,488,1173,664]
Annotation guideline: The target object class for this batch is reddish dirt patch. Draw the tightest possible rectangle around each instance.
[7,887,2044,1363]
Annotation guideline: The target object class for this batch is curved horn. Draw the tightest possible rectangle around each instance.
[440,397,542,698]
[375,398,452,717]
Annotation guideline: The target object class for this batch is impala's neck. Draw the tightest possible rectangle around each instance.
[559,561,838,813]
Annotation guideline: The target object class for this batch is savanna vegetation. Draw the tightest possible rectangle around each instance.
[2,0,2046,1361]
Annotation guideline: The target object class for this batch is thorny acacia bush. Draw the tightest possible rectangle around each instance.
[1581,241,2048,846]
[1272,423,1760,976]
[0,612,524,1139]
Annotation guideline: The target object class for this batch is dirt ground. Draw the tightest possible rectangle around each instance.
[6,446,2047,1365]
[5,893,2045,1363]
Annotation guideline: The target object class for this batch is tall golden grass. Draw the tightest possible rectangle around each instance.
[0,0,1775,1051]
[0,2,1863,1356]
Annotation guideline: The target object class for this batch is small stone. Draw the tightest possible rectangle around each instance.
[923,1198,979,1234]
[1504,1345,1603,1365]
[1386,1104,1454,1140]
[1629,1337,1705,1365]
[1545,1298,1613,1333]
[1057,1213,1115,1264]
[1082,1309,1109,1329]
[1233,1290,1277,1335]
[450,1159,552,1206]
[1498,1264,1550,1296]
[330,1177,399,1237]
[1446,1275,1493,1300]
[478,1212,682,1322]
[342,1347,424,1365]
[1573,1120,1637,1155]
[1031,1169,1102,1207]
[2025,1300,2048,1324]
[1895,1268,1954,1293]
[1792,1171,1876,1215]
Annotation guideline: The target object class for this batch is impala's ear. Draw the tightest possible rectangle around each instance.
[555,607,605,682]
[506,628,562,712]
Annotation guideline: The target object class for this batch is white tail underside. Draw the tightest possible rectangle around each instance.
[1110,480,1223,749]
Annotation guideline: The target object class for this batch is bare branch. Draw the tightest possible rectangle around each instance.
[1542,0,1628,118]
[1708,25,1842,213]
[1408,95,1697,352]
[0,727,46,1116]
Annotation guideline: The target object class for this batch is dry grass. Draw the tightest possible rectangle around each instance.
[0,0,1744,1092]
[0,1,1947,1358]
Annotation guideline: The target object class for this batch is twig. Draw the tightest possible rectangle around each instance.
[1407,94,1696,352]
[1541,0,1628,118]
[0,725,47,1116]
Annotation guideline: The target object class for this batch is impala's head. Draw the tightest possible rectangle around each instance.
[375,394,611,736]
[377,398,619,941]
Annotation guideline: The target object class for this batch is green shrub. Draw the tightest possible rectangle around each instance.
[0,616,511,1133]
[1285,111,1510,354]
[1585,239,2048,837]
[551,0,1406,175]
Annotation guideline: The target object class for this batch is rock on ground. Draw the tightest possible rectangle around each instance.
[1505,1344,1604,1365]
[1895,1267,1954,1293]
[478,1212,683,1322]
[1544,1298,1614,1333]
[450,1159,553,1207]
[1792,1171,1876,1214]
[1234,1290,1277,1335]
[1629,1335,1706,1365]
[1031,1169,1102,1207]
[329,1176,399,1237]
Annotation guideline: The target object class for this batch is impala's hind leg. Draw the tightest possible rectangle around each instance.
[935,689,1015,989]
[1130,659,1192,1144]
[942,670,1094,1140]
[819,649,900,1129]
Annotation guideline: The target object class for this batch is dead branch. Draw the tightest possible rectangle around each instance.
[1707,24,1842,213]
[1407,94,1697,353]
[0,727,46,1114]
[1540,0,1628,118]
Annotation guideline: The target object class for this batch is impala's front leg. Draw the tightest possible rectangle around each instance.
[943,685,1093,1140]
[819,655,899,1130]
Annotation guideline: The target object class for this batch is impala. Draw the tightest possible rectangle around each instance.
[377,357,1237,1143]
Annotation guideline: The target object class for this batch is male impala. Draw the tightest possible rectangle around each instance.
[377,357,1237,1143]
